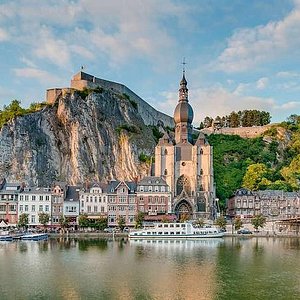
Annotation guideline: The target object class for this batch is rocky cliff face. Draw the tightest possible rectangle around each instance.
[0,90,161,185]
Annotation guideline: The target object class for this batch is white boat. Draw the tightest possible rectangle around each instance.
[128,222,224,239]
[21,233,48,241]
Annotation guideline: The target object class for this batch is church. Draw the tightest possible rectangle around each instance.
[155,71,216,220]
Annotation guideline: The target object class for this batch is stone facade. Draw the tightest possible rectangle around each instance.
[227,188,300,220]
[155,74,215,219]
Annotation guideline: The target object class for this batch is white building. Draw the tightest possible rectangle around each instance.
[18,187,52,226]
[63,186,80,226]
[79,183,108,219]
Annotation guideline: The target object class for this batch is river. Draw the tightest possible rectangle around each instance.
[0,237,299,299]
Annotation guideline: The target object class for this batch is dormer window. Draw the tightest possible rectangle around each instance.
[140,186,144,192]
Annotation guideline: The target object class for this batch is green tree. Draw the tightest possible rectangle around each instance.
[18,213,29,229]
[215,216,227,230]
[281,154,300,189]
[94,217,108,231]
[135,212,145,228]
[78,214,90,228]
[59,216,69,232]
[234,217,243,231]
[118,216,126,231]
[38,212,50,230]
[251,214,266,231]
[203,116,213,128]
[228,111,240,127]
[242,163,269,190]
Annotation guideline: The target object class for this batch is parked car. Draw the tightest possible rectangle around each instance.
[237,228,253,234]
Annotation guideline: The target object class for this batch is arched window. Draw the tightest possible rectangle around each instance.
[164,149,168,155]
[200,148,203,155]
[164,169,168,175]
[176,175,191,196]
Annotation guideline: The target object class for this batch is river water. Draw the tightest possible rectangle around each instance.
[0,237,299,300]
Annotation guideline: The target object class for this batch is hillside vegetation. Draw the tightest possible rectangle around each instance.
[208,114,300,208]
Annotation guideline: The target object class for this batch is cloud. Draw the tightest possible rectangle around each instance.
[0,0,188,68]
[215,3,300,72]
[154,84,298,124]
[13,67,59,85]
[0,28,8,41]
[256,77,269,90]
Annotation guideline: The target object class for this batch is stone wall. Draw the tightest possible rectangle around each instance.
[57,71,175,128]
[201,125,273,138]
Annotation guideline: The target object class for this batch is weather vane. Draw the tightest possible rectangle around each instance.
[182,58,186,74]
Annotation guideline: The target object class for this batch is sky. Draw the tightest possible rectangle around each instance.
[0,0,300,124]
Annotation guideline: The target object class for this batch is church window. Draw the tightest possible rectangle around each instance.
[176,175,191,196]
[200,148,203,155]
[164,149,168,155]
[182,162,186,166]
[200,169,203,175]
[164,169,168,175]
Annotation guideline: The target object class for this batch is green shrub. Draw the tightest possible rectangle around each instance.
[139,153,153,164]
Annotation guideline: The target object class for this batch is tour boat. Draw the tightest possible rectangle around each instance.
[128,222,224,239]
[21,233,49,241]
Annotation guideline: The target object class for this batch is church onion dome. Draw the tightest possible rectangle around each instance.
[174,101,194,124]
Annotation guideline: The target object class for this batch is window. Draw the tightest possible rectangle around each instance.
[101,206,105,213]
[25,205,28,212]
[39,195,43,201]
[94,206,98,212]
[39,205,43,212]
[155,186,159,192]
[87,206,91,213]
[31,215,35,223]
[25,195,29,201]
[46,195,50,201]
[148,186,152,192]
[45,205,49,212]
[32,195,36,201]
[32,205,35,212]
[140,186,144,192]
[19,205,23,212]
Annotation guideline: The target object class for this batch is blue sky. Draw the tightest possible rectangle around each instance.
[0,0,300,124]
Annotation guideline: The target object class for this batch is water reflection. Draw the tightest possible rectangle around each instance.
[0,237,299,299]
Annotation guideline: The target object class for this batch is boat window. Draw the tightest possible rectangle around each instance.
[158,232,162,235]
[170,232,174,235]
[181,224,186,227]
[164,224,168,228]
[170,224,174,228]
[147,232,151,234]
[176,232,180,234]
[164,232,168,235]
[176,224,180,227]
[158,224,162,228]
[152,232,156,234]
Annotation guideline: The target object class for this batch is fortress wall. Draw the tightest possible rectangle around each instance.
[70,75,174,128]
[201,125,272,138]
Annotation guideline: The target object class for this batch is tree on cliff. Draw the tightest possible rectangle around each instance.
[242,163,270,190]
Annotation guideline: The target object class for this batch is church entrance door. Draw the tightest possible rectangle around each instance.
[174,199,193,221]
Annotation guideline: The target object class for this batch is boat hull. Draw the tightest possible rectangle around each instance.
[128,233,224,239]
[21,233,48,241]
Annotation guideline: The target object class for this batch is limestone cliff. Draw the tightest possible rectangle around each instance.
[0,89,164,185]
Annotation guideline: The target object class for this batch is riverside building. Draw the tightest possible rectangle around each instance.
[79,183,108,220]
[107,180,137,227]
[18,186,52,226]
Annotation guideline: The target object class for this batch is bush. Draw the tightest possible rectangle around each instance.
[116,124,140,135]
[139,153,152,164]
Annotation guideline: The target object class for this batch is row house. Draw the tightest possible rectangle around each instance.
[51,183,67,226]
[136,176,172,220]
[18,186,52,226]
[79,183,108,220]
[0,179,23,225]
[227,188,300,220]
[107,180,137,227]
[63,186,80,226]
